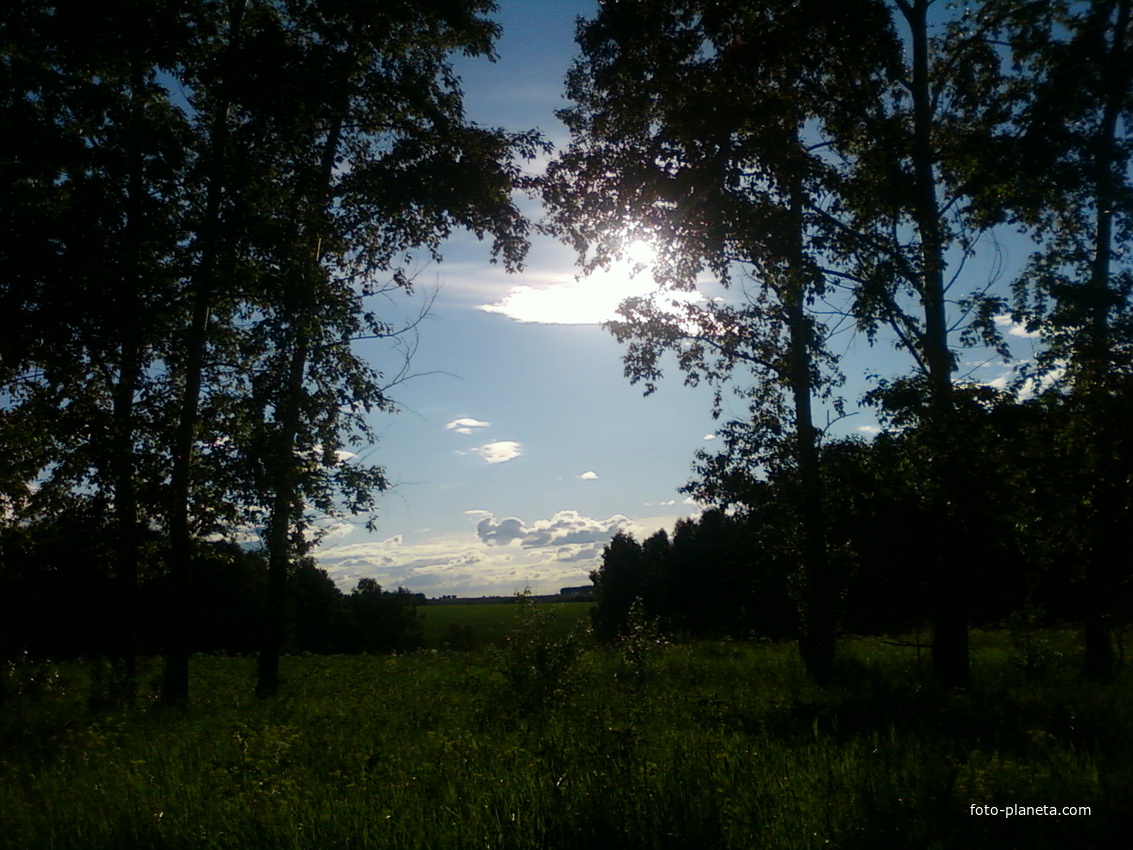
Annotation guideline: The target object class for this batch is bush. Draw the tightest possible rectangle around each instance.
[498,590,582,715]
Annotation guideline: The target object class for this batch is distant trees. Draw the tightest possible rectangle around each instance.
[0,522,423,671]
[591,511,796,643]
[589,386,1133,650]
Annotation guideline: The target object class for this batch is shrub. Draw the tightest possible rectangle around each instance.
[498,590,581,715]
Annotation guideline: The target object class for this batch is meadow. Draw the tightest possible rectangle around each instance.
[419,601,592,649]
[1,602,1128,849]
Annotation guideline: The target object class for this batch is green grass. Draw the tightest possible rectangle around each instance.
[1,624,1129,849]
[419,601,592,649]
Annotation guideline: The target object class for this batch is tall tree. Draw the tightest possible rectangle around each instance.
[544,0,895,681]
[817,0,1018,687]
[217,1,543,698]
[1,0,192,699]
[2,0,544,703]
[977,0,1133,680]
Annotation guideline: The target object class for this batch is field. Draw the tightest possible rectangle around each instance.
[2,605,1130,849]
[419,601,591,649]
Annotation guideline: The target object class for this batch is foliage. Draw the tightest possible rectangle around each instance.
[0,0,545,700]
[497,590,583,716]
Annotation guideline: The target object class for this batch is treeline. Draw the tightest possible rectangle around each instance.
[0,512,423,665]
[592,382,1133,666]
[0,1,537,702]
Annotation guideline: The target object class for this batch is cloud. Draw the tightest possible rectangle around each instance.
[477,516,528,546]
[980,359,1066,401]
[857,425,882,435]
[703,433,717,440]
[576,470,599,480]
[313,509,698,598]
[994,315,1041,339]
[445,417,490,435]
[465,440,522,464]
[315,517,617,597]
[556,543,605,563]
[478,265,701,325]
[475,509,631,549]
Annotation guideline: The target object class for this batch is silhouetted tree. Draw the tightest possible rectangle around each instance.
[590,532,647,642]
[544,0,901,681]
[343,579,423,654]
[975,0,1133,681]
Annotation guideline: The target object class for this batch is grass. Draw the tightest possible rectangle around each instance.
[418,600,591,649]
[1,618,1129,849]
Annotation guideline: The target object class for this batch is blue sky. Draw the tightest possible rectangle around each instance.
[312,1,1042,597]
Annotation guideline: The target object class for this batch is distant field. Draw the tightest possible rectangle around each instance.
[419,601,592,648]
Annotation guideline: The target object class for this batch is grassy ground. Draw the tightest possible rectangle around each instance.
[419,601,591,649]
[1,612,1128,849]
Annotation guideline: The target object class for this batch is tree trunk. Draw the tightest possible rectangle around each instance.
[784,163,834,684]
[901,0,968,688]
[256,337,308,698]
[160,165,216,708]
[161,287,211,707]
[1078,0,1128,684]
[108,54,152,706]
[255,90,347,695]
[160,1,245,706]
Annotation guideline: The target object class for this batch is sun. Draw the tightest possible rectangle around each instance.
[623,238,658,267]
[478,235,693,325]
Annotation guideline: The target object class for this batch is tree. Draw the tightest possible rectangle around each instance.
[210,0,544,698]
[590,531,647,642]
[809,0,1028,687]
[2,0,545,703]
[343,579,423,655]
[978,0,1133,680]
[544,0,897,681]
[1,0,194,701]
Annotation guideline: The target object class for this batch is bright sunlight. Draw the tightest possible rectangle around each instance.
[478,237,697,325]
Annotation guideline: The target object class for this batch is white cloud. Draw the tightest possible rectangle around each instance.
[466,440,522,464]
[994,315,1041,339]
[660,499,676,506]
[857,425,882,435]
[445,417,490,435]
[476,509,631,549]
[703,433,717,440]
[981,359,1067,400]
[300,444,357,463]
[313,508,701,597]
[316,514,627,597]
[478,265,701,325]
[576,470,599,480]
[556,543,605,563]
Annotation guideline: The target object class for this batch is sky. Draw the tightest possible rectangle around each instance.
[312,1,1042,598]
